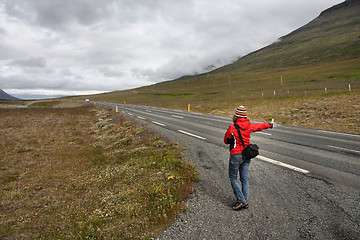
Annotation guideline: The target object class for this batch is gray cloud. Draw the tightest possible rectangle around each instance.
[0,0,344,98]
[3,0,112,30]
[11,57,47,68]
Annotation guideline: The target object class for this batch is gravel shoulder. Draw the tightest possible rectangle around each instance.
[149,123,360,240]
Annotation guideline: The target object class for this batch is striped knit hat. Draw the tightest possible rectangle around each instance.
[235,106,247,118]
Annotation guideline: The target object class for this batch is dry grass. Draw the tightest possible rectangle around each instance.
[249,93,360,133]
[213,92,360,134]
[0,105,196,239]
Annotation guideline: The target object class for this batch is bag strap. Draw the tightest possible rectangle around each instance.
[233,124,245,148]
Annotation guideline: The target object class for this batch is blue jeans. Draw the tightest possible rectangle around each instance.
[229,154,250,203]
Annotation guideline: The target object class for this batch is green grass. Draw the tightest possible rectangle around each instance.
[0,100,27,105]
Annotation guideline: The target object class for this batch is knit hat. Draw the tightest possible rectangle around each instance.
[235,106,247,118]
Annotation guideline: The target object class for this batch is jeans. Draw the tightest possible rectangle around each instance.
[229,154,250,203]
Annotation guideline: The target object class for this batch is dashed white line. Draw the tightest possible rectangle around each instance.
[328,145,360,154]
[128,113,133,116]
[151,121,166,127]
[256,132,272,136]
[257,156,309,174]
[318,130,360,138]
[178,130,206,140]
[190,112,204,116]
[137,116,146,120]
[172,115,184,119]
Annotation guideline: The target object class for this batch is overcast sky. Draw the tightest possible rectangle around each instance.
[0,0,343,99]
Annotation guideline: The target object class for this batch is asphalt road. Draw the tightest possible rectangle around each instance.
[96,102,360,239]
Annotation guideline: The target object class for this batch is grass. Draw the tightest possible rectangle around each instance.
[27,100,61,108]
[0,104,196,239]
[0,101,27,106]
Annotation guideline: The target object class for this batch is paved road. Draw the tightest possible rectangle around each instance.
[98,102,360,189]
[96,102,360,239]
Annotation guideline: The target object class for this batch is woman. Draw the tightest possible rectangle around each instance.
[224,106,274,210]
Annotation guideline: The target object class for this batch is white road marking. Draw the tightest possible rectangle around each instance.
[178,130,206,140]
[328,145,360,154]
[172,115,184,119]
[128,113,133,116]
[137,116,146,120]
[256,156,309,174]
[146,110,152,112]
[190,112,204,116]
[151,121,166,127]
[256,132,272,136]
[318,130,360,138]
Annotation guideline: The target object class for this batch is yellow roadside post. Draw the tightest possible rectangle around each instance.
[116,106,118,113]
[188,104,191,112]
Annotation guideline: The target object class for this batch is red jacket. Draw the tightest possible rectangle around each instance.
[224,118,271,155]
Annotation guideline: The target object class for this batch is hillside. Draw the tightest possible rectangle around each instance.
[77,0,360,133]
[215,0,360,72]
[0,89,21,101]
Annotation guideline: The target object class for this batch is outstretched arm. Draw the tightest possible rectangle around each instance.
[250,122,272,132]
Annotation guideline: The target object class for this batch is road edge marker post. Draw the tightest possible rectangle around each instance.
[188,104,191,112]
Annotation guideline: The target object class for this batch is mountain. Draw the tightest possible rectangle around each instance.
[214,0,360,73]
[0,89,22,100]
[81,0,360,108]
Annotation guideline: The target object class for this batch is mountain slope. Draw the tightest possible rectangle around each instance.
[0,89,21,100]
[215,0,360,73]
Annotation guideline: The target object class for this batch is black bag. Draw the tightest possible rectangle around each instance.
[242,144,259,160]
[234,124,259,160]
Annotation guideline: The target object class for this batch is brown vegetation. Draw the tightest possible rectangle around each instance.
[0,105,196,239]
